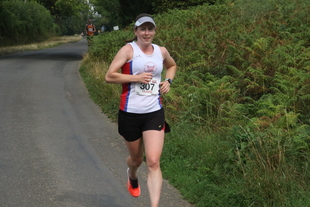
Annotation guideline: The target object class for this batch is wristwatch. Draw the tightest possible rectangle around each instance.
[165,78,173,85]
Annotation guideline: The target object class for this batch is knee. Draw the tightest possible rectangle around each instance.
[129,156,143,167]
[146,157,160,170]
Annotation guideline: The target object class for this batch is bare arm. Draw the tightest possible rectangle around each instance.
[160,47,177,94]
[105,44,154,84]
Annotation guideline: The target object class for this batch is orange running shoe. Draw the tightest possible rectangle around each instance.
[127,168,141,197]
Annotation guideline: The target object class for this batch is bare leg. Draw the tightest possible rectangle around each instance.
[125,138,144,179]
[143,130,165,207]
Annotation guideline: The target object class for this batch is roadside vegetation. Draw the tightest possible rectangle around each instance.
[80,0,310,206]
[0,0,90,47]
[0,1,56,46]
[0,0,215,47]
[0,35,82,56]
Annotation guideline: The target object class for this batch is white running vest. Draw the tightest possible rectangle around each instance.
[119,41,164,113]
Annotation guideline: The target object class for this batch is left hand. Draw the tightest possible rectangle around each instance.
[159,81,170,94]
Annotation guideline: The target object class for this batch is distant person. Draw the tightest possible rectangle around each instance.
[105,13,177,207]
[101,25,105,33]
[85,19,96,46]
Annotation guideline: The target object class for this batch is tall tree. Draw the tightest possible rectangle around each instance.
[118,0,152,26]
[34,0,92,35]
[90,0,121,28]
[35,0,91,18]
[0,1,55,46]
[90,0,219,29]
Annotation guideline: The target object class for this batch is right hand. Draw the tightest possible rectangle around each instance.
[137,73,153,84]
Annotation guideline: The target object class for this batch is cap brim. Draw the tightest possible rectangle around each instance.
[135,16,156,27]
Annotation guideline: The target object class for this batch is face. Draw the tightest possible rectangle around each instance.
[135,22,156,45]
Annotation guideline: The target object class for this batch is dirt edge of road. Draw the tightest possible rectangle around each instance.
[0,35,82,56]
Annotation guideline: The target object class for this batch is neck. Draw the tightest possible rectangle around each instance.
[136,41,153,54]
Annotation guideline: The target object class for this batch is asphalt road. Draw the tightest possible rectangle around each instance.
[0,38,192,207]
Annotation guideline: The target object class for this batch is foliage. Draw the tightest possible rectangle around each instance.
[81,0,310,206]
[0,0,86,43]
[90,0,122,29]
[0,35,82,56]
[152,0,217,13]
[118,0,153,26]
[79,53,121,121]
[91,0,224,29]
[34,0,91,18]
[36,0,91,35]
[91,0,152,29]
[0,1,56,46]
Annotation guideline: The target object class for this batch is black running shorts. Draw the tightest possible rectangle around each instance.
[118,108,165,142]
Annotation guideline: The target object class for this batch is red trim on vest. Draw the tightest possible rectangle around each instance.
[120,62,132,111]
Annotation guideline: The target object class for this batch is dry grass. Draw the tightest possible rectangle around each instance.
[0,35,82,56]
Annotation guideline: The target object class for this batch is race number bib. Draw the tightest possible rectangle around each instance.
[88,28,93,32]
[135,78,160,96]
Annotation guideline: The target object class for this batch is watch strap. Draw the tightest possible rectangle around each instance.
[165,78,172,85]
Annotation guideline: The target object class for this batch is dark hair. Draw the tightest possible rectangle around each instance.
[125,13,155,43]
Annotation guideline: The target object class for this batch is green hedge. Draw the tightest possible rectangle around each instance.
[0,1,57,46]
[82,0,310,206]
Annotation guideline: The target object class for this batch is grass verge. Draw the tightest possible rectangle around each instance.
[79,1,310,206]
[0,35,82,56]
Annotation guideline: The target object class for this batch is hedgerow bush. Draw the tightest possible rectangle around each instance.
[0,1,57,46]
[81,0,310,206]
